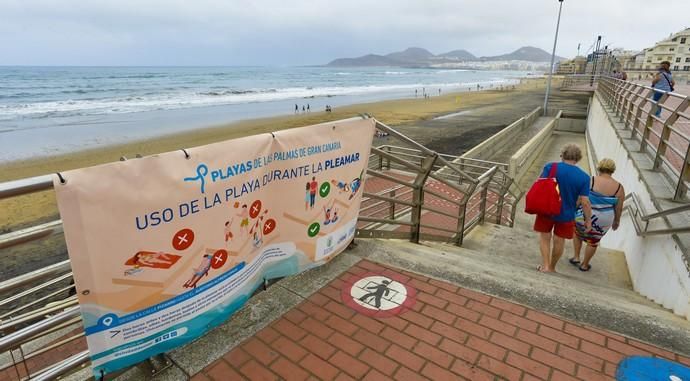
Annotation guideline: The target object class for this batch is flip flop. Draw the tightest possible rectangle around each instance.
[579,264,591,272]
[569,258,581,266]
[537,265,548,273]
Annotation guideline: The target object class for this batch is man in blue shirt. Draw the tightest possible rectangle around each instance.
[534,144,592,272]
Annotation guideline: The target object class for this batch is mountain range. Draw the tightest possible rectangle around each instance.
[327,46,565,67]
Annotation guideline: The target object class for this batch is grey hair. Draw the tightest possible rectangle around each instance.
[561,144,582,162]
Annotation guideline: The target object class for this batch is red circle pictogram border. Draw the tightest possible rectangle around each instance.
[340,272,417,318]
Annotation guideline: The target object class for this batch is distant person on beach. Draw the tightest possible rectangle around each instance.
[307,104,310,112]
[294,104,298,114]
[534,144,592,273]
[570,159,624,272]
[438,88,441,96]
[302,105,305,113]
[652,61,675,117]
[415,89,418,98]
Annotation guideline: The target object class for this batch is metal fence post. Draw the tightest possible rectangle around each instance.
[455,202,469,247]
[495,177,514,225]
[633,89,653,139]
[641,111,654,153]
[674,145,690,201]
[619,83,634,122]
[410,155,437,243]
[389,189,396,220]
[478,184,490,225]
[385,146,391,170]
[653,122,671,169]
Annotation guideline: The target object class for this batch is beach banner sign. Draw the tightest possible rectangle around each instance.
[54,117,375,376]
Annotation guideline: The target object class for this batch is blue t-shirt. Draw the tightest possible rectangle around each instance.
[540,162,590,222]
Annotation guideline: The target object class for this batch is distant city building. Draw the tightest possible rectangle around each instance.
[556,56,587,74]
[641,28,690,72]
[431,60,551,72]
[584,48,620,75]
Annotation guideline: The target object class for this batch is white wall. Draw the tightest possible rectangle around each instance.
[587,94,690,319]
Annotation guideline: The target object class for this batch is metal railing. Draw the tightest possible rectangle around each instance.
[561,74,603,90]
[624,193,690,236]
[595,76,690,200]
[357,120,521,245]
[0,174,84,379]
[0,116,522,379]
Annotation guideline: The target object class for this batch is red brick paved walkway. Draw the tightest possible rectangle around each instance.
[192,260,690,381]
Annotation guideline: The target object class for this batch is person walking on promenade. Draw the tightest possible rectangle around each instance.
[534,144,592,273]
[570,159,624,272]
[652,61,675,117]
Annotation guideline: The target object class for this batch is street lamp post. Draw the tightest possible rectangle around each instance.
[543,0,564,116]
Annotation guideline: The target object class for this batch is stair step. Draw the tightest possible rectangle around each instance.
[460,224,634,291]
[352,238,690,355]
[417,240,651,306]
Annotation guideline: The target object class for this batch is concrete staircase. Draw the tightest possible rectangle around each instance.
[352,126,690,356]
[353,225,690,356]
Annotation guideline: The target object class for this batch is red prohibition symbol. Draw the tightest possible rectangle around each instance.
[210,249,228,269]
[172,228,194,251]
[249,200,262,219]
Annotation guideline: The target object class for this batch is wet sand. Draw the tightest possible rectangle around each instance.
[0,77,576,279]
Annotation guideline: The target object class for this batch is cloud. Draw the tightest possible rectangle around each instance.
[1,0,688,65]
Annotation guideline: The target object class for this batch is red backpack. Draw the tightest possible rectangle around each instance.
[525,163,561,215]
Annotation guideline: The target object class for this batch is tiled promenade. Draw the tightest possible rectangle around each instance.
[190,260,690,381]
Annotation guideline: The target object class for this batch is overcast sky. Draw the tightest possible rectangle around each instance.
[1,0,689,66]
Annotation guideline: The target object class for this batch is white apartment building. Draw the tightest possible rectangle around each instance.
[642,28,690,72]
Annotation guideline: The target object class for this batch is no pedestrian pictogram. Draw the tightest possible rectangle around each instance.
[341,272,416,318]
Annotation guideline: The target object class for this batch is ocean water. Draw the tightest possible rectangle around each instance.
[0,66,529,161]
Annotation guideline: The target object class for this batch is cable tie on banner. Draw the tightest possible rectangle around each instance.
[56,172,67,185]
[182,149,190,159]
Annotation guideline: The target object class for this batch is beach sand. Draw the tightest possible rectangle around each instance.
[0,77,576,278]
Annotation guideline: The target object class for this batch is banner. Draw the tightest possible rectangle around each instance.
[54,118,375,376]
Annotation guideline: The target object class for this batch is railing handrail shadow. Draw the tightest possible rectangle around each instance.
[624,193,690,236]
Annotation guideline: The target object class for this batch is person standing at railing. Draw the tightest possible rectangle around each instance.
[569,159,625,272]
[533,144,592,273]
[652,61,675,117]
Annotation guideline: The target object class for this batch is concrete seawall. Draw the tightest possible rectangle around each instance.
[587,92,690,319]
